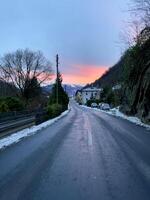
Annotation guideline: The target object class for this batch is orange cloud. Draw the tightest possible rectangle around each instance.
[62,65,108,84]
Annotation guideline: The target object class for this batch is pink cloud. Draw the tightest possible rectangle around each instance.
[62,64,108,84]
[38,64,108,85]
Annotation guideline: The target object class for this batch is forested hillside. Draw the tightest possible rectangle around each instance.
[86,29,150,124]
[87,60,123,88]
[121,34,150,124]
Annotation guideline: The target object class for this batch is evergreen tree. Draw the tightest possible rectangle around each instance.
[49,72,69,109]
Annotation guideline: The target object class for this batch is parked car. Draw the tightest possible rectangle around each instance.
[101,103,110,110]
[98,103,103,109]
[91,103,98,108]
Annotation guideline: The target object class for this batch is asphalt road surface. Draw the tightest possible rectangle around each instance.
[0,101,150,200]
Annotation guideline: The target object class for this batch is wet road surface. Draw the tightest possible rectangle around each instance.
[0,101,150,200]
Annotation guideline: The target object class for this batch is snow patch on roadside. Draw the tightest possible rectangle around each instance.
[0,109,70,150]
[81,105,150,130]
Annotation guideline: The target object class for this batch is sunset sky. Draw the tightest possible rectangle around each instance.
[61,64,108,85]
[0,0,130,85]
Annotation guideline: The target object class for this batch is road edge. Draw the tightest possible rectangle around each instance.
[81,105,150,131]
[0,107,71,150]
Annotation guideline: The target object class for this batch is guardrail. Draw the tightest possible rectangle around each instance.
[0,109,47,138]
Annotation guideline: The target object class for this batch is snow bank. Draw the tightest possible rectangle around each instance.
[0,109,70,150]
[82,105,150,130]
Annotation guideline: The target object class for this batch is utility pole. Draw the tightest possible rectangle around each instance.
[56,54,59,104]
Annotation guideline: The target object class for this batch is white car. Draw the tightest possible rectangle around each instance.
[101,103,110,110]
[91,103,98,108]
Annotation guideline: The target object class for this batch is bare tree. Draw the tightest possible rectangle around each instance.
[119,20,144,49]
[120,0,150,49]
[131,0,150,26]
[0,49,52,100]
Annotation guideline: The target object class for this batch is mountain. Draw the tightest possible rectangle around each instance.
[42,84,83,97]
[42,85,53,95]
[63,84,83,96]
[84,60,124,89]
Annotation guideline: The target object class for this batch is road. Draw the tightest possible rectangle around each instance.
[0,101,150,200]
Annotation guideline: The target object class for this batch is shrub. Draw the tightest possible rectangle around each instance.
[0,97,24,112]
[0,102,9,112]
[47,104,63,119]
[5,97,24,111]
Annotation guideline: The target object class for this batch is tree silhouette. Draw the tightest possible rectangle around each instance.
[0,49,52,101]
[49,72,69,109]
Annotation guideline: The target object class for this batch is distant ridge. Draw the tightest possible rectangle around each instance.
[42,84,83,96]
[85,60,123,88]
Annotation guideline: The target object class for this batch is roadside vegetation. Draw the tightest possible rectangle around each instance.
[0,97,24,112]
[0,49,69,123]
[47,73,69,119]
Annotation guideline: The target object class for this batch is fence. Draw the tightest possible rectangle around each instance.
[0,109,47,138]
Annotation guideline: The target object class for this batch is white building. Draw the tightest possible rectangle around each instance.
[81,87,103,105]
